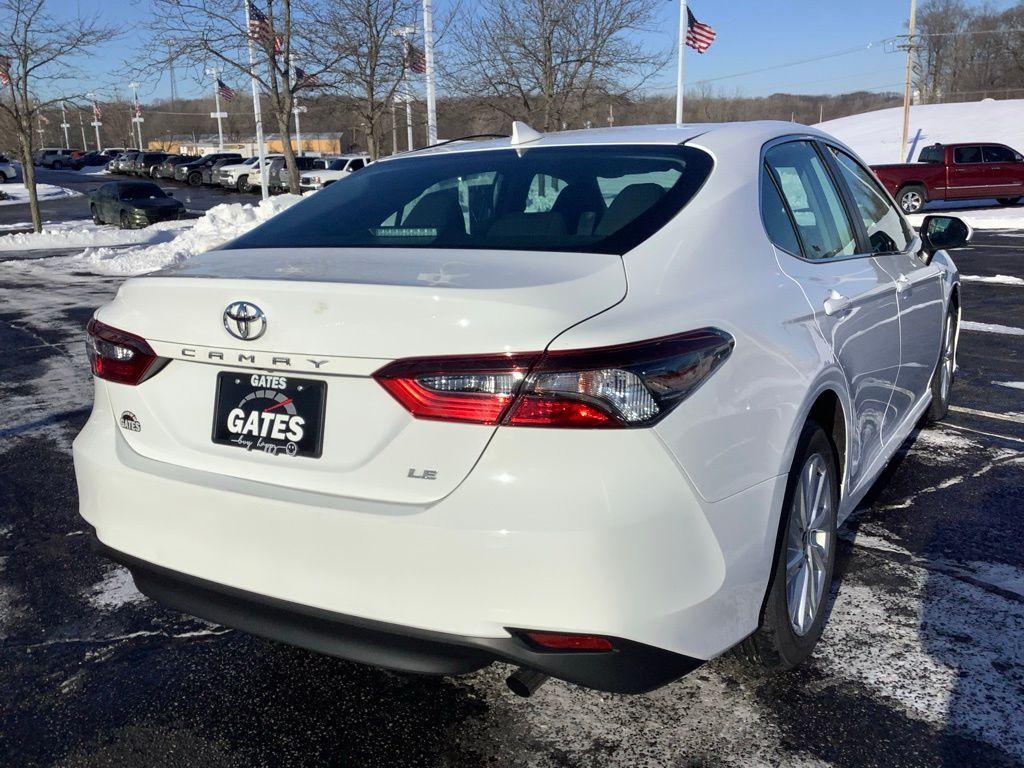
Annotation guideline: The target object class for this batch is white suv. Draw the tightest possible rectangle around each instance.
[75,122,968,697]
[299,154,371,190]
[217,155,282,193]
[35,148,77,169]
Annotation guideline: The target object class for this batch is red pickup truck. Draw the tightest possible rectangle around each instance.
[871,142,1024,214]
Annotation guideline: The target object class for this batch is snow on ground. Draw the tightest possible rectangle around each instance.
[0,182,80,207]
[816,98,1024,165]
[961,274,1024,286]
[0,218,190,252]
[960,321,1024,337]
[75,193,303,274]
[84,566,146,610]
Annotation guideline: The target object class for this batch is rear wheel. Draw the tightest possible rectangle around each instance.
[188,171,202,187]
[91,205,103,225]
[119,210,132,230]
[897,185,926,214]
[237,175,250,193]
[923,306,957,424]
[739,421,838,671]
[997,197,1021,206]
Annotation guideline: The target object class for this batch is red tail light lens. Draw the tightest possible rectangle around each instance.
[518,631,615,652]
[86,319,166,385]
[374,329,734,428]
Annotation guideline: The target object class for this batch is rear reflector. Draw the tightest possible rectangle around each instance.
[86,319,166,386]
[519,631,615,652]
[374,329,734,428]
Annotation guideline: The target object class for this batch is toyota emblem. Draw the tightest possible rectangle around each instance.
[223,301,267,341]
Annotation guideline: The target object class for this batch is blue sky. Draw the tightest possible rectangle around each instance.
[61,0,1018,103]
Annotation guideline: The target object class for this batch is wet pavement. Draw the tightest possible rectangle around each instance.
[0,229,1022,767]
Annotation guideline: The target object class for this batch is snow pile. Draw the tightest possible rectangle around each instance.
[76,193,303,274]
[0,218,189,252]
[961,274,1024,286]
[816,99,1024,166]
[0,182,80,207]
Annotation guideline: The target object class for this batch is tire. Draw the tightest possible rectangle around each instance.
[119,210,132,230]
[237,175,250,193]
[739,420,839,671]
[149,167,158,178]
[922,305,958,424]
[897,185,926,214]
[188,171,202,187]
[91,205,103,225]
[996,197,1021,206]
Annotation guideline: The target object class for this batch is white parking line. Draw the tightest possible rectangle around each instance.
[945,421,1024,445]
[949,405,1024,424]
[960,321,1024,337]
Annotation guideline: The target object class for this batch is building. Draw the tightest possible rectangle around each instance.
[147,132,346,157]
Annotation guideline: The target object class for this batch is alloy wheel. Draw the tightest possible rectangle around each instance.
[785,454,833,636]
[900,191,923,213]
[940,313,955,403]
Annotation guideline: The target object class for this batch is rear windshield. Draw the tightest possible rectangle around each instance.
[918,145,943,163]
[224,145,713,255]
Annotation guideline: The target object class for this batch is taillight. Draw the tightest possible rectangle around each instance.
[374,328,733,428]
[85,319,167,385]
[516,630,615,652]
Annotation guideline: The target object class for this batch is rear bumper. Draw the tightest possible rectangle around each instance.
[74,380,786,688]
[93,534,701,693]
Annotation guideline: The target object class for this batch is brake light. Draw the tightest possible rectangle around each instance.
[518,631,615,652]
[373,328,733,428]
[85,319,166,385]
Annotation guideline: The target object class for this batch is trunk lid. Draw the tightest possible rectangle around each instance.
[97,247,625,504]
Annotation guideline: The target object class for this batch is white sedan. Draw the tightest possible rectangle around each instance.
[74,121,969,696]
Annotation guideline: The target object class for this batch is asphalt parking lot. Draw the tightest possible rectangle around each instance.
[0,216,1022,765]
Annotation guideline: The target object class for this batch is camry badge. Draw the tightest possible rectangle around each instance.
[223,301,267,341]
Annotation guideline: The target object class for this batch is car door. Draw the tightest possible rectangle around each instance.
[827,145,944,426]
[763,139,902,486]
[948,145,986,198]
[982,144,1024,196]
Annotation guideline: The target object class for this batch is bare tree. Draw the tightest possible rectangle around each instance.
[317,0,416,159]
[0,0,115,231]
[448,0,668,132]
[144,0,346,193]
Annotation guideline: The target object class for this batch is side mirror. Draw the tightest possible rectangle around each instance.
[920,215,972,262]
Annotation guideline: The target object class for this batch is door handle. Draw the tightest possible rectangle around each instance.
[823,289,853,316]
[896,274,912,293]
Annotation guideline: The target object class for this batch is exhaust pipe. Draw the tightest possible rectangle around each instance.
[506,667,550,698]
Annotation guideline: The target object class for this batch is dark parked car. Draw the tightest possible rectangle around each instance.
[174,153,243,186]
[154,155,197,179]
[201,156,244,185]
[70,152,111,170]
[88,181,185,229]
[134,152,170,178]
[109,152,137,174]
[871,142,1024,214]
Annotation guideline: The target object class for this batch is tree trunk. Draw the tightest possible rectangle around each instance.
[17,125,41,233]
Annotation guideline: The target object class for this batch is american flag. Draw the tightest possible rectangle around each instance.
[247,2,272,43]
[93,102,102,120]
[274,35,283,55]
[405,41,426,74]
[217,78,236,102]
[134,98,142,118]
[0,56,10,86]
[293,67,321,89]
[686,8,716,53]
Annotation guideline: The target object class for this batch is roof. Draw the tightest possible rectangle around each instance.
[393,121,829,159]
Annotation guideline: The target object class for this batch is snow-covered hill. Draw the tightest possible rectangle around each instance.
[815,98,1024,165]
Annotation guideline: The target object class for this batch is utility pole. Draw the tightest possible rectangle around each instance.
[87,92,102,151]
[207,66,227,150]
[393,26,417,151]
[422,0,437,144]
[59,102,71,148]
[899,0,917,163]
[244,1,269,201]
[77,109,87,150]
[675,0,687,123]
[293,104,306,156]
[128,81,144,150]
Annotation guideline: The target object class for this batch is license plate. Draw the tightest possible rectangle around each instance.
[212,371,326,458]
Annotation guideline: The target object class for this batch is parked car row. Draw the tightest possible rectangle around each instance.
[33,147,129,170]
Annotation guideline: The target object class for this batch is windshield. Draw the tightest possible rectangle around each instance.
[120,183,167,200]
[225,145,712,255]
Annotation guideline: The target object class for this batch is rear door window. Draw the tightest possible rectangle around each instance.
[764,141,857,260]
[829,147,909,254]
[760,167,802,256]
[954,146,983,164]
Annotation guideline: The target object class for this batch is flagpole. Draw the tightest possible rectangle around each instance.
[87,92,102,151]
[245,1,269,202]
[207,66,226,151]
[422,0,437,145]
[129,81,144,151]
[675,0,686,123]
[60,102,71,149]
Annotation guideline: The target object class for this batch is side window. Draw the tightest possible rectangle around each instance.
[348,159,364,171]
[765,141,857,260]
[760,166,801,255]
[524,173,567,213]
[982,145,1016,163]
[829,148,909,254]
[954,146,982,164]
